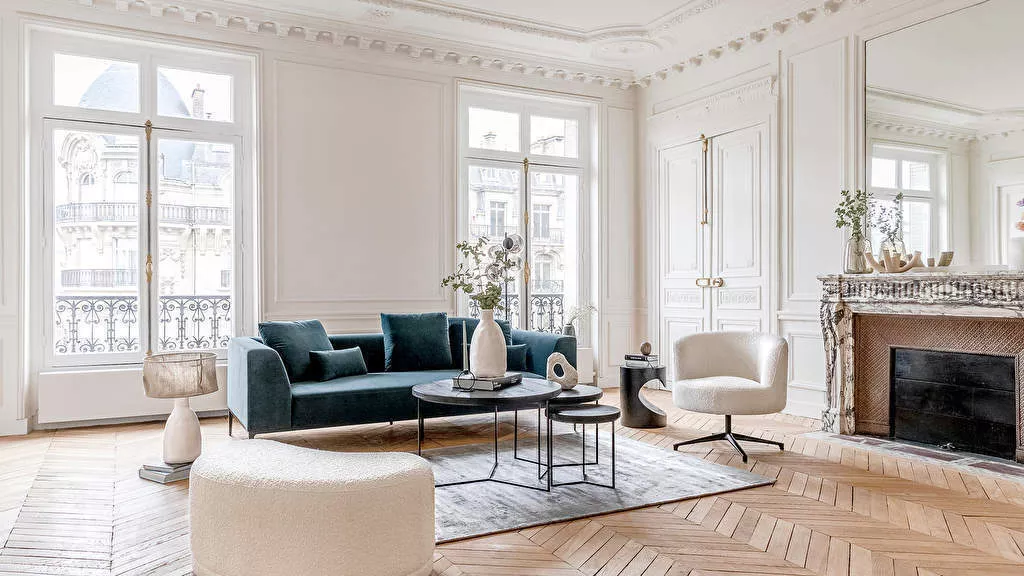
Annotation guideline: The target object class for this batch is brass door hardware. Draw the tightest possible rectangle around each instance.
[711,277,724,288]
[699,134,709,225]
[695,277,711,287]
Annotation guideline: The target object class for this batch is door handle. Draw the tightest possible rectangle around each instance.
[695,277,711,287]
[711,277,724,288]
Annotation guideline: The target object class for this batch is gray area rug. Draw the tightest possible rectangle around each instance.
[423,427,773,542]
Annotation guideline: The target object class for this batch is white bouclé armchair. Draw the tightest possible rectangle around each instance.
[671,331,788,462]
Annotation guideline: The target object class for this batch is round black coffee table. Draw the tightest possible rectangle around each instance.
[411,378,561,491]
[513,384,603,470]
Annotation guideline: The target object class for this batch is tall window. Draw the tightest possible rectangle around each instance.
[868,143,946,257]
[32,28,254,366]
[459,85,589,332]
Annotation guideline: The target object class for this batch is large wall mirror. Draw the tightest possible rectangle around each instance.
[866,0,1024,267]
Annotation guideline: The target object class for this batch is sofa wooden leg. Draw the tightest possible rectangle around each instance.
[227,412,233,438]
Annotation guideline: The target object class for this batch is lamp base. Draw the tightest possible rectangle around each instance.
[163,397,202,465]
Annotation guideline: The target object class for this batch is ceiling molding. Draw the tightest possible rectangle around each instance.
[867,112,978,143]
[66,0,636,89]
[652,75,778,123]
[355,0,722,43]
[867,87,1024,143]
[638,0,871,85]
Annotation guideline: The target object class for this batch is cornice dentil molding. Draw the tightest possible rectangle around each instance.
[66,0,872,89]
[69,0,636,89]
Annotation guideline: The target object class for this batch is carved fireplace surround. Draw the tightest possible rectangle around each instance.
[819,271,1024,462]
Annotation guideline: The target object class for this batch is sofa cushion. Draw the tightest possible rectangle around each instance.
[289,370,546,429]
[447,316,512,370]
[506,343,528,372]
[381,313,452,372]
[258,320,333,383]
[309,348,368,382]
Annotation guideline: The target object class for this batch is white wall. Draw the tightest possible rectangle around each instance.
[0,0,637,430]
[637,0,985,419]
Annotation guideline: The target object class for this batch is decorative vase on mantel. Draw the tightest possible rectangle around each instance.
[879,237,906,262]
[844,237,872,274]
[470,309,507,378]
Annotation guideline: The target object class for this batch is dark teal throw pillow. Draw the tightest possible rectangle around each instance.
[258,320,333,382]
[448,316,512,370]
[309,348,368,381]
[506,343,528,372]
[381,313,453,371]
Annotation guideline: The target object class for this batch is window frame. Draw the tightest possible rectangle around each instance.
[868,140,948,258]
[457,83,593,332]
[29,25,256,370]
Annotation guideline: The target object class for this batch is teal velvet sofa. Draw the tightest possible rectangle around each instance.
[227,317,576,438]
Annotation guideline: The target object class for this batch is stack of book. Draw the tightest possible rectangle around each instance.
[623,353,659,368]
[452,371,522,391]
[139,462,191,484]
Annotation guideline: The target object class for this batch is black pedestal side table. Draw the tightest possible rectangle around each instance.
[619,365,667,428]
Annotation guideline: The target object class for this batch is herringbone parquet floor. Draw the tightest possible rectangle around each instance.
[2,388,1024,576]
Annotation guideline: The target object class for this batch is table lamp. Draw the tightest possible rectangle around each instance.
[140,352,218,483]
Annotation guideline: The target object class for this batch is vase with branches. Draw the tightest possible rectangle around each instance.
[874,192,906,261]
[562,303,597,337]
[441,236,523,377]
[834,189,873,274]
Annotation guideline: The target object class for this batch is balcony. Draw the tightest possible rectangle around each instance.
[61,269,138,289]
[55,203,231,226]
[468,292,564,334]
[54,294,231,354]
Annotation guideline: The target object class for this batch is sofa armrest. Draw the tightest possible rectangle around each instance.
[228,337,292,434]
[511,329,576,377]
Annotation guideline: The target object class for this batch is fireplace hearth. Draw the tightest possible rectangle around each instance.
[891,348,1016,459]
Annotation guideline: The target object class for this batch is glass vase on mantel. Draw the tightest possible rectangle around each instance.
[878,237,906,261]
[844,237,873,274]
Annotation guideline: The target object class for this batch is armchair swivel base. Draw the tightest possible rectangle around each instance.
[672,415,783,463]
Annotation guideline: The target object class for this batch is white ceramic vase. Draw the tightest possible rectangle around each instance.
[470,309,507,378]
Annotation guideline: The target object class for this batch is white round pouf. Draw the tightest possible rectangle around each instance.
[189,440,435,576]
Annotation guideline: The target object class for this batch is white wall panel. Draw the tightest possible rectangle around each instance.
[265,60,450,325]
[783,39,847,307]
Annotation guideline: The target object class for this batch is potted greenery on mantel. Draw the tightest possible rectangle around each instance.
[834,189,872,274]
[441,236,523,378]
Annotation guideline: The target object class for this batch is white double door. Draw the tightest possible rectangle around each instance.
[656,123,770,379]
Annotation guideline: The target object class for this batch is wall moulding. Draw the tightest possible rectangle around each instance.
[61,0,635,89]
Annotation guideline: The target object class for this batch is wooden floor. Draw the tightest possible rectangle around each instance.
[3,389,1024,576]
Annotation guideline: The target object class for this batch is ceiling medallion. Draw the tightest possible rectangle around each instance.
[592,38,663,63]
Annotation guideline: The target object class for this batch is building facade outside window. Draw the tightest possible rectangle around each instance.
[459,85,590,333]
[31,28,254,367]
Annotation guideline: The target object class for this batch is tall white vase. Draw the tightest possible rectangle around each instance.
[470,309,507,378]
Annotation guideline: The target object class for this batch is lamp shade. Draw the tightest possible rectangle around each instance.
[143,352,218,399]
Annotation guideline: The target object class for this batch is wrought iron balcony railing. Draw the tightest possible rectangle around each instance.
[54,294,231,355]
[61,268,138,289]
[468,292,564,334]
[55,203,232,226]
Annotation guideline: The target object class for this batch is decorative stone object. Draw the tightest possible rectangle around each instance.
[640,341,653,356]
[546,352,578,390]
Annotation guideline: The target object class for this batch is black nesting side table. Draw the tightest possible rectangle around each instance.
[619,365,667,428]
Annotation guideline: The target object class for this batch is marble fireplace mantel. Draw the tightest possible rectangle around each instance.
[818,270,1024,449]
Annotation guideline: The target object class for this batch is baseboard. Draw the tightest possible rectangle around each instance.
[0,418,29,436]
[783,399,823,420]
[33,409,228,431]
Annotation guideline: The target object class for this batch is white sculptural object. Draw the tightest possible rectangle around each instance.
[546,352,578,390]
